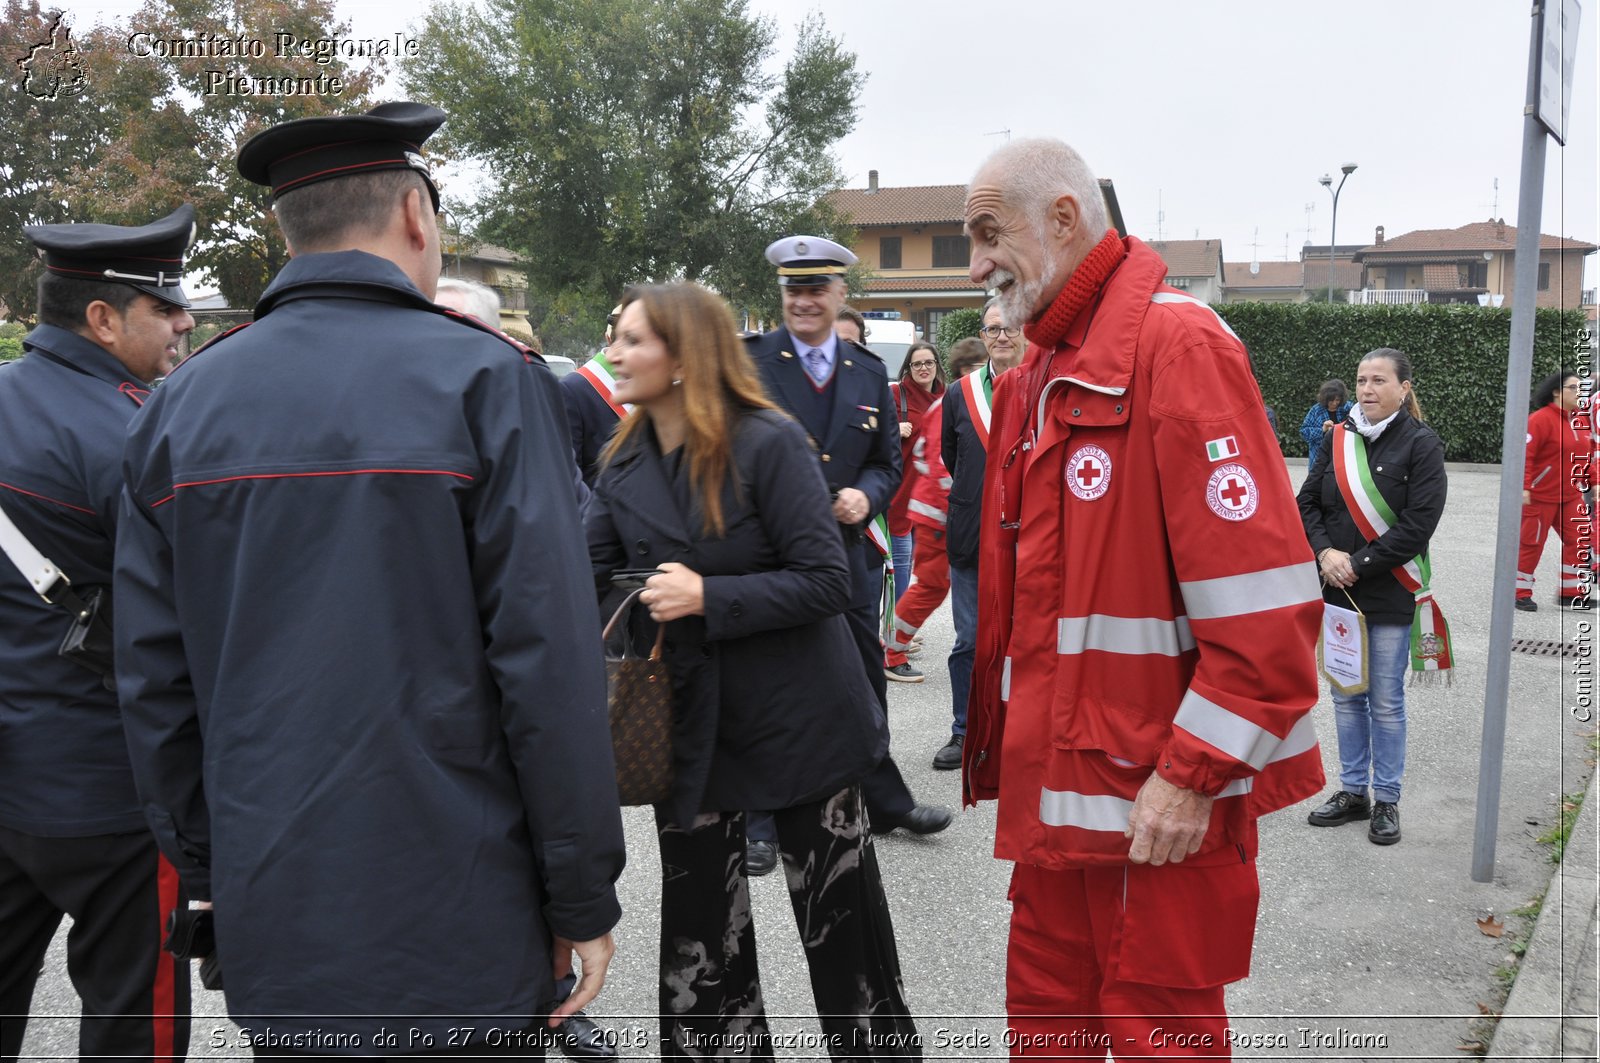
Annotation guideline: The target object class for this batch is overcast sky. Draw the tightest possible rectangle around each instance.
[69,0,1598,287]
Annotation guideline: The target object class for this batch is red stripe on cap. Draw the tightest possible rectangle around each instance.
[275,136,422,165]
[275,158,419,194]
[0,479,95,515]
[151,855,180,1060]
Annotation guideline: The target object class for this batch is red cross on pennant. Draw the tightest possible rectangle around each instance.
[1221,477,1250,508]
[1076,460,1102,488]
[1335,622,1349,639]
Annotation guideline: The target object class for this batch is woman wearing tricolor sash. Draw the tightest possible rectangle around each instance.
[1297,348,1448,846]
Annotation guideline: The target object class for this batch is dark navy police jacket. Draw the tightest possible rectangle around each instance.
[114,251,625,1042]
[744,328,901,610]
[559,367,621,487]
[0,325,151,837]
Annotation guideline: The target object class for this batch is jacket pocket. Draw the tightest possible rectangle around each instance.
[1113,854,1259,989]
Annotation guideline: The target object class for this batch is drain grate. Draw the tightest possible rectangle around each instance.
[1511,638,1584,658]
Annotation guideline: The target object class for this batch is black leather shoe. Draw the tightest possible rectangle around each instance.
[1307,790,1370,826]
[932,734,963,771]
[1368,801,1401,845]
[880,803,952,835]
[1515,597,1538,612]
[745,839,778,876]
[554,1011,617,1060]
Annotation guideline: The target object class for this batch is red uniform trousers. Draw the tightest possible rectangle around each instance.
[1005,851,1259,1061]
[1517,495,1595,602]
[884,529,951,668]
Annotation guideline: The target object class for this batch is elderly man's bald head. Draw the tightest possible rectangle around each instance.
[965,138,1110,322]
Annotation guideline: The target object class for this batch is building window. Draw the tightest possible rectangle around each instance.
[925,308,952,339]
[932,235,970,268]
[879,237,902,270]
[1167,276,1191,290]
[1538,262,1551,291]
[1468,262,1488,288]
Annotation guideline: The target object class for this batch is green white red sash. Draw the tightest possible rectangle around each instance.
[576,351,631,419]
[865,513,892,567]
[961,366,993,448]
[1331,424,1452,677]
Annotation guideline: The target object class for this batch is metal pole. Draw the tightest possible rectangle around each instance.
[1472,3,1549,882]
[1328,189,1338,303]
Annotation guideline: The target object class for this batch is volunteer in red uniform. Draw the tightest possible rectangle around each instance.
[960,138,1325,1057]
[884,339,988,683]
[1517,368,1595,611]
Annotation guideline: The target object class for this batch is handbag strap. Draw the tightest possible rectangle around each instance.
[601,586,668,661]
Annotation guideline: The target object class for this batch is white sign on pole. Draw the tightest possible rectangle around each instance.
[1536,0,1583,144]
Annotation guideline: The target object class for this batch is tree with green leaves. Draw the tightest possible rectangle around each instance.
[0,0,380,321]
[403,0,864,325]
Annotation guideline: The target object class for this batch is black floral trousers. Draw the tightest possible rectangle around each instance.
[655,785,921,1060]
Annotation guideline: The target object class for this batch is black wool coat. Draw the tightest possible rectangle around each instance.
[1297,409,1448,626]
[587,409,888,827]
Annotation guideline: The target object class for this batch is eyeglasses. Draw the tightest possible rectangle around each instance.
[980,326,1021,338]
[909,360,938,369]
[1563,383,1583,391]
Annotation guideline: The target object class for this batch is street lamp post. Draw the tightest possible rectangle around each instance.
[1318,162,1358,303]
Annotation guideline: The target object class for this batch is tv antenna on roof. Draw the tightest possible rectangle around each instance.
[984,128,1011,142]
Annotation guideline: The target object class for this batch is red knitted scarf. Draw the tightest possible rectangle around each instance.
[1022,230,1128,351]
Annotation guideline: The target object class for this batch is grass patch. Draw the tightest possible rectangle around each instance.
[1537,791,1585,864]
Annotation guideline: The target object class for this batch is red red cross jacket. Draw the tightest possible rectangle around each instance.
[1524,401,1594,504]
[961,237,1325,868]
[906,397,952,532]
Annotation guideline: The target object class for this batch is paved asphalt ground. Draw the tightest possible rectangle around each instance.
[16,459,1599,1061]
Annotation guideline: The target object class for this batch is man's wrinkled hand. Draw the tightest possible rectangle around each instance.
[549,933,616,1024]
[832,486,870,525]
[1125,773,1214,866]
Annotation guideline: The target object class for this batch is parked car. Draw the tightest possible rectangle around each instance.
[542,354,576,378]
[858,317,918,378]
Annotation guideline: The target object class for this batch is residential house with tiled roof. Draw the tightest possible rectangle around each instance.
[1352,220,1596,309]
[825,172,1125,338]
[439,239,535,338]
[1221,260,1305,303]
[1147,239,1225,303]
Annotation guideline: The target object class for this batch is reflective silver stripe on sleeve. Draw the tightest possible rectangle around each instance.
[908,499,947,525]
[1268,713,1319,763]
[1057,614,1196,657]
[939,476,953,489]
[1217,776,1253,798]
[1001,656,1011,701]
[1150,291,1243,343]
[1172,690,1289,770]
[1039,789,1134,831]
[1179,563,1320,621]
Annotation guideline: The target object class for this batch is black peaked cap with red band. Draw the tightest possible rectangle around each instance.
[237,101,445,210]
[24,204,196,308]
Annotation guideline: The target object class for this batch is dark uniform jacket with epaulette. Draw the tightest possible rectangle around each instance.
[0,325,151,837]
[744,328,901,609]
[114,250,626,1042]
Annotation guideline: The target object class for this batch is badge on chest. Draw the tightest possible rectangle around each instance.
[1066,445,1112,501]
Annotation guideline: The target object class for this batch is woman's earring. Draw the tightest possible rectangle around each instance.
[671,378,683,386]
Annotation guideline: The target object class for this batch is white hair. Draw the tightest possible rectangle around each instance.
[973,137,1108,238]
[434,277,501,325]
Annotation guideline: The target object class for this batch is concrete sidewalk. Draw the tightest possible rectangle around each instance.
[16,459,1600,1061]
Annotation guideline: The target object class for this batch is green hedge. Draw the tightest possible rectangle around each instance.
[0,337,21,362]
[1215,302,1587,463]
[935,307,983,354]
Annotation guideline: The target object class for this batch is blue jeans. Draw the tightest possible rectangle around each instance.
[891,533,914,603]
[1331,622,1409,804]
[947,562,978,737]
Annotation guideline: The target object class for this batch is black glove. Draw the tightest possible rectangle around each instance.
[164,908,224,990]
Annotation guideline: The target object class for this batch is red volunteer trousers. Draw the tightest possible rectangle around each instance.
[1006,856,1258,1060]
[884,531,951,668]
[1518,495,1595,601]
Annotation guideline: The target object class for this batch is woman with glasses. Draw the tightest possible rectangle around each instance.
[1516,368,1596,611]
[882,341,947,621]
[586,282,919,1059]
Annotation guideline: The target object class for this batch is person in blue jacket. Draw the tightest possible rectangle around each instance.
[0,206,196,1063]
[744,236,952,839]
[1300,378,1353,468]
[113,103,626,1056]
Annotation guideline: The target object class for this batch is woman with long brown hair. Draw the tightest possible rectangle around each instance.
[586,282,919,1060]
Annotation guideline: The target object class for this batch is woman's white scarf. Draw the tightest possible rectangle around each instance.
[1349,403,1400,441]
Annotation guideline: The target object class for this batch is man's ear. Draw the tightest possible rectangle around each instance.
[401,185,429,251]
[1050,193,1081,240]
[81,300,122,346]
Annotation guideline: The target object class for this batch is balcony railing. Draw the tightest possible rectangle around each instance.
[1583,289,1597,306]
[1350,289,1429,305]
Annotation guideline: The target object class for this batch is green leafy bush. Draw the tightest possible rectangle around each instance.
[0,337,22,362]
[1215,302,1585,463]
[936,308,983,354]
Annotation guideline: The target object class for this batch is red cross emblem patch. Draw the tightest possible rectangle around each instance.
[1205,463,1258,521]
[1066,445,1112,501]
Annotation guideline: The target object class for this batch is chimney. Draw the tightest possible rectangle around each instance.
[1495,218,1506,240]
[867,170,878,193]
[1375,225,1385,245]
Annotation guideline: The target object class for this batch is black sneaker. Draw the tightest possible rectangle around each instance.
[1368,801,1401,845]
[932,734,963,770]
[885,662,925,683]
[1515,597,1538,612]
[1307,790,1371,826]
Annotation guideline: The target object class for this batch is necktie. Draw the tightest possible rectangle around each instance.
[804,347,828,383]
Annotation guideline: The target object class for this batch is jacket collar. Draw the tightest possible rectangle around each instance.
[1027,237,1167,398]
[600,427,696,550]
[22,323,144,390]
[767,326,863,449]
[255,250,438,318]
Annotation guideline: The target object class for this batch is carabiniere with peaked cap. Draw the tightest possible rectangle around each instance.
[23,204,196,308]
[236,101,446,211]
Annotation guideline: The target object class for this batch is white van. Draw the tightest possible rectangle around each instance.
[857,314,919,378]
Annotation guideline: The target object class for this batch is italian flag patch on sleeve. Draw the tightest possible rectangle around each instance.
[1206,436,1239,462]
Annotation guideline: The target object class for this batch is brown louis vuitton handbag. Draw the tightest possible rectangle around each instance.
[602,589,674,806]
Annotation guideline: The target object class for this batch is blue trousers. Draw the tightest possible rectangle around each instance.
[1331,622,1410,804]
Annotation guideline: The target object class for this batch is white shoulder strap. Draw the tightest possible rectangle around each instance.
[0,499,70,600]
